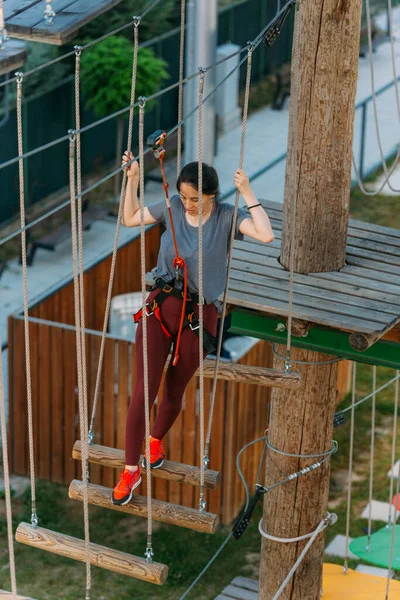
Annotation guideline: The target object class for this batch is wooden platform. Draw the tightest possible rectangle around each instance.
[0,591,36,599]
[229,200,400,349]
[4,0,124,45]
[215,576,258,599]
[0,39,27,76]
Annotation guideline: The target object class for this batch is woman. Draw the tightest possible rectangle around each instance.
[112,152,274,505]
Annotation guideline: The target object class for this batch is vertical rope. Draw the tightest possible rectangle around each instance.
[197,68,206,512]
[69,131,91,599]
[15,72,38,528]
[0,0,9,48]
[204,43,253,462]
[138,97,154,561]
[344,361,357,573]
[177,0,186,178]
[367,365,377,551]
[74,45,90,456]
[89,18,140,438]
[364,0,400,192]
[0,337,17,594]
[285,1,301,372]
[388,371,399,526]
[386,392,400,600]
[224,382,236,522]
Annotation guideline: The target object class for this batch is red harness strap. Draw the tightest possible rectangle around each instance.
[133,296,173,339]
[154,135,187,366]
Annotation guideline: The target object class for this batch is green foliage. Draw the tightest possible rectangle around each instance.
[77,0,178,44]
[80,36,168,118]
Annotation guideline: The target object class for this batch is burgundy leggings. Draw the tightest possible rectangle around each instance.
[125,288,218,465]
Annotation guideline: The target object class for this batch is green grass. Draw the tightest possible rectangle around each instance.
[0,481,264,600]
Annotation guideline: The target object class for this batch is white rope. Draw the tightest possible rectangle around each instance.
[336,372,400,416]
[138,98,154,562]
[89,19,140,439]
[353,0,400,195]
[386,422,400,600]
[197,68,206,512]
[15,72,38,528]
[176,0,186,177]
[74,44,90,478]
[0,0,9,48]
[367,365,377,551]
[205,43,253,462]
[68,131,92,599]
[0,337,17,595]
[344,361,356,573]
[259,520,322,543]
[270,516,333,599]
[388,371,399,525]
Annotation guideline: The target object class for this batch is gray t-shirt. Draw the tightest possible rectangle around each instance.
[148,195,248,305]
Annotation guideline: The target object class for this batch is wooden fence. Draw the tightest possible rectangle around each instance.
[28,224,162,331]
[8,316,274,524]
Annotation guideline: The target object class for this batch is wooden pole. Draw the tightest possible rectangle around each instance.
[259,0,362,596]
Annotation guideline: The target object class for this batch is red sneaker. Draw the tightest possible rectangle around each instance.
[142,436,165,469]
[111,468,141,506]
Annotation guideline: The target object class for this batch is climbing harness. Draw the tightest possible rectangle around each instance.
[146,130,189,366]
[133,278,217,355]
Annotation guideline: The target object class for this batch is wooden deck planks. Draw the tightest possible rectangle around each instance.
[5,0,124,45]
[215,577,259,600]
[0,40,27,75]
[229,200,400,339]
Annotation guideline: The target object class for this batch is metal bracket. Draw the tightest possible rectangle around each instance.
[264,2,295,48]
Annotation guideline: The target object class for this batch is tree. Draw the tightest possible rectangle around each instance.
[78,0,177,44]
[80,36,168,199]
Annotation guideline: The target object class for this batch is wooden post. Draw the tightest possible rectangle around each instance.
[259,0,362,597]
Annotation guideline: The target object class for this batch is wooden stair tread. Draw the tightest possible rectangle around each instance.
[69,479,218,534]
[192,358,300,388]
[73,441,220,489]
[15,522,168,584]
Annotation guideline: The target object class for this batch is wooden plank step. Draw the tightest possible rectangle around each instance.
[220,584,258,600]
[15,522,168,584]
[231,577,259,592]
[73,441,220,489]
[69,480,219,534]
[193,359,300,388]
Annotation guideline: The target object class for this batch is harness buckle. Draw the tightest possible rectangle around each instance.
[145,303,154,316]
[162,283,173,293]
[189,322,200,332]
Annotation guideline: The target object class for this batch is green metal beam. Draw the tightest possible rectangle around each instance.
[230,309,400,369]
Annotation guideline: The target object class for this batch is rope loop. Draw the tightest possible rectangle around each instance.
[133,15,141,27]
[138,95,147,108]
[246,40,255,53]
[74,45,82,57]
[15,71,24,85]
[68,128,77,142]
[265,436,338,460]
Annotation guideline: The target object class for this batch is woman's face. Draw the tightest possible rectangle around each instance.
[179,182,214,216]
